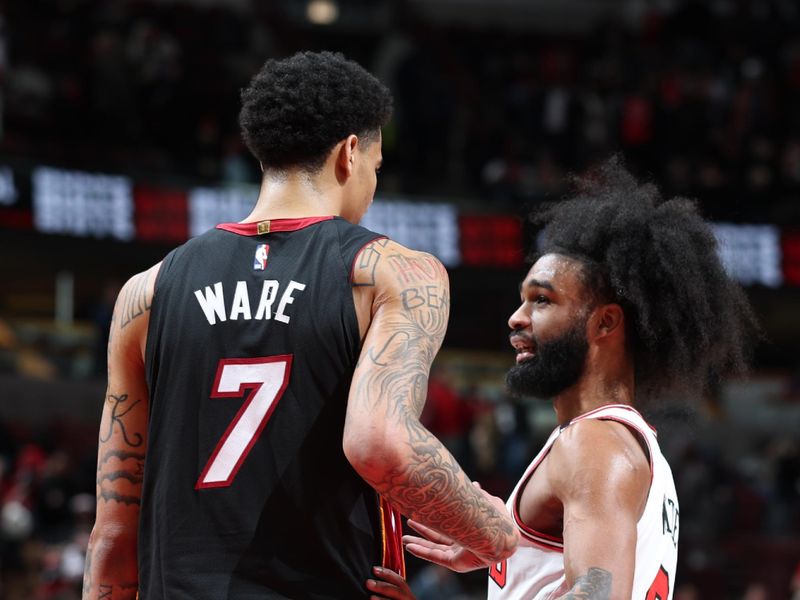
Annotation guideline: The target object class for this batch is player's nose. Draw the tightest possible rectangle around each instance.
[508,303,530,331]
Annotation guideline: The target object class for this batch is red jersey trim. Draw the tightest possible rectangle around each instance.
[216,216,335,236]
[512,499,564,550]
[511,436,564,548]
[379,495,406,577]
[516,526,565,552]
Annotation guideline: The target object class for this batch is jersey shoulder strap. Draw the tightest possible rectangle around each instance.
[571,404,657,440]
[330,217,387,282]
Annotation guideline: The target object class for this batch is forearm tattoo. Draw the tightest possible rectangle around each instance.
[99,394,143,447]
[96,391,145,507]
[82,540,138,599]
[84,580,138,600]
[351,246,515,558]
[560,568,613,600]
[84,270,150,600]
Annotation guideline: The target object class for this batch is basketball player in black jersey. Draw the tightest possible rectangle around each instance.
[82,52,517,600]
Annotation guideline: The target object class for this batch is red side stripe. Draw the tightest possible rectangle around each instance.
[516,526,564,552]
[379,496,406,577]
[511,433,564,547]
[512,498,564,547]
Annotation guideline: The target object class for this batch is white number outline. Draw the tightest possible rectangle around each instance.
[196,355,293,489]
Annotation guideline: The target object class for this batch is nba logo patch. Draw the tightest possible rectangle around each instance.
[253,243,269,270]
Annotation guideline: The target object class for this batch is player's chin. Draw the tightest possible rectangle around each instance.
[505,359,538,397]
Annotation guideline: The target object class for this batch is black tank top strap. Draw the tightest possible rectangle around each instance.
[332,217,388,281]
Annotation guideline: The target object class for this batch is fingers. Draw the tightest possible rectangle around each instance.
[372,566,407,587]
[402,535,454,557]
[406,520,454,545]
[404,542,455,568]
[366,567,414,600]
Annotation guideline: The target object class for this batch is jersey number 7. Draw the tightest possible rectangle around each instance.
[196,355,293,489]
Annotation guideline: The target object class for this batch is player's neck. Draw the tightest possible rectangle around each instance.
[243,169,342,221]
[552,363,635,425]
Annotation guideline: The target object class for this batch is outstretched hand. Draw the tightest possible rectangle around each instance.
[403,482,513,573]
[366,566,416,600]
[403,519,495,573]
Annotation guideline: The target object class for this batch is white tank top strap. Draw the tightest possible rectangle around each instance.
[570,404,656,435]
[570,403,656,484]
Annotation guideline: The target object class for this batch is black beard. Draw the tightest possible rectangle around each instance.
[506,319,589,399]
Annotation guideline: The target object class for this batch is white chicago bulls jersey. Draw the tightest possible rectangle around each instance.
[487,404,679,600]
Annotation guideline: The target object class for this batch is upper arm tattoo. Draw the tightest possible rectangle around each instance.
[350,246,515,558]
[118,269,154,329]
[352,238,389,287]
[352,249,449,417]
[559,568,612,600]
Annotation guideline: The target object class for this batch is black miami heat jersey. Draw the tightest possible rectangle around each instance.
[140,216,403,600]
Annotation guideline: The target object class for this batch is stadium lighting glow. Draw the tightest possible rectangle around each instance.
[306,0,339,25]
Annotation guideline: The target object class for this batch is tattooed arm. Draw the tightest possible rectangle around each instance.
[83,263,160,600]
[345,240,517,564]
[543,419,650,600]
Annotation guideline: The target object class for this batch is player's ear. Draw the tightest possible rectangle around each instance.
[594,303,624,340]
[335,135,359,179]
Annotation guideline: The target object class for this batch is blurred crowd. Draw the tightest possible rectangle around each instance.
[2,0,800,598]
[3,0,800,223]
[391,0,800,224]
[0,422,96,600]
[1,367,798,599]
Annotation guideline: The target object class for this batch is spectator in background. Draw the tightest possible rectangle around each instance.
[421,364,474,466]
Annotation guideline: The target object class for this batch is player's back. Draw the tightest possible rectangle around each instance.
[140,216,387,599]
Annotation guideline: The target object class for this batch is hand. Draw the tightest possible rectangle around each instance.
[403,519,494,573]
[366,566,416,600]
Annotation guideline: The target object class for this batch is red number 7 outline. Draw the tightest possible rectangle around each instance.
[196,355,293,490]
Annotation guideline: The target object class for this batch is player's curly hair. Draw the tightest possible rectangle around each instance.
[533,157,760,399]
[239,51,393,172]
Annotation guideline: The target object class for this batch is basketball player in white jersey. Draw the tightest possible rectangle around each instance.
[368,158,757,600]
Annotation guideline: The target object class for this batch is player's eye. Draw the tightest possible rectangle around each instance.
[535,295,550,305]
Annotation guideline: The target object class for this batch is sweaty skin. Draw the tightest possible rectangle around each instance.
[378,254,652,600]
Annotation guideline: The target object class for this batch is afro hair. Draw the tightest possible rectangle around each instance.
[533,157,760,399]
